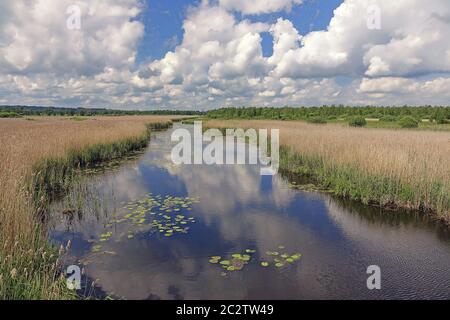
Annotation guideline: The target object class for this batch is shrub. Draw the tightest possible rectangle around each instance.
[434,113,449,124]
[307,116,327,124]
[367,113,382,119]
[399,116,419,128]
[349,116,367,127]
[380,115,398,122]
[0,111,21,118]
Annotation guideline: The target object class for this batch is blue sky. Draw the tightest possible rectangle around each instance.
[136,0,343,62]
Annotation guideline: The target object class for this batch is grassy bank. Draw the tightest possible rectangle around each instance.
[0,229,74,299]
[0,116,178,299]
[204,119,450,222]
[280,146,449,220]
[30,122,171,215]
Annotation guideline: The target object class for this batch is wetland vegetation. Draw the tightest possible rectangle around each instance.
[204,119,450,222]
[45,123,450,300]
[1,106,449,300]
[207,106,450,131]
[0,116,183,299]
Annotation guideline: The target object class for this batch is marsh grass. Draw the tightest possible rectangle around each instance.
[29,123,157,215]
[71,116,89,121]
[146,121,173,131]
[280,146,449,216]
[205,119,450,221]
[0,116,178,299]
[0,233,75,300]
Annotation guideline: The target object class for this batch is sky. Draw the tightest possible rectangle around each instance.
[0,0,449,110]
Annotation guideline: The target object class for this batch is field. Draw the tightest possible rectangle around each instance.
[0,116,182,299]
[327,118,450,131]
[206,106,450,131]
[204,119,450,220]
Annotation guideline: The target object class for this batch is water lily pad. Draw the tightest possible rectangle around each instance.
[291,254,301,261]
[261,262,269,267]
[241,255,251,261]
[92,245,102,253]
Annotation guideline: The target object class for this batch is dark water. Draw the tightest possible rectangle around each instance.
[49,124,450,300]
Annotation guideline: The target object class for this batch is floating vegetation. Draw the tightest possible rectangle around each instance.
[77,193,200,267]
[118,194,200,239]
[91,245,102,253]
[263,247,302,270]
[209,246,302,276]
[79,152,143,176]
[80,249,119,266]
[288,182,332,193]
[208,250,257,275]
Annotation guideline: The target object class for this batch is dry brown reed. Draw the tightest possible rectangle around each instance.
[0,116,180,299]
[205,119,450,219]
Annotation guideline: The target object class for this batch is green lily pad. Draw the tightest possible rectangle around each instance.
[291,254,302,261]
[91,245,102,253]
[261,262,269,267]
[241,255,251,261]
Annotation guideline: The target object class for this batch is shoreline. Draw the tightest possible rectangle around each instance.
[280,145,450,227]
[0,119,174,300]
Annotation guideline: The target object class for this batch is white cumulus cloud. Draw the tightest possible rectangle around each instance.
[0,0,449,109]
[219,0,303,15]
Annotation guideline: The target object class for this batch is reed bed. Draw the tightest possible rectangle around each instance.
[205,119,450,220]
[0,116,179,299]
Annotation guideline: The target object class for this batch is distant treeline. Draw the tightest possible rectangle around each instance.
[3,105,450,122]
[207,106,450,122]
[0,105,203,117]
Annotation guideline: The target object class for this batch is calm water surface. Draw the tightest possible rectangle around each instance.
[49,124,450,300]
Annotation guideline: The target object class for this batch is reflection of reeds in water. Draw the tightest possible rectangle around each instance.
[205,119,450,221]
[0,116,178,299]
